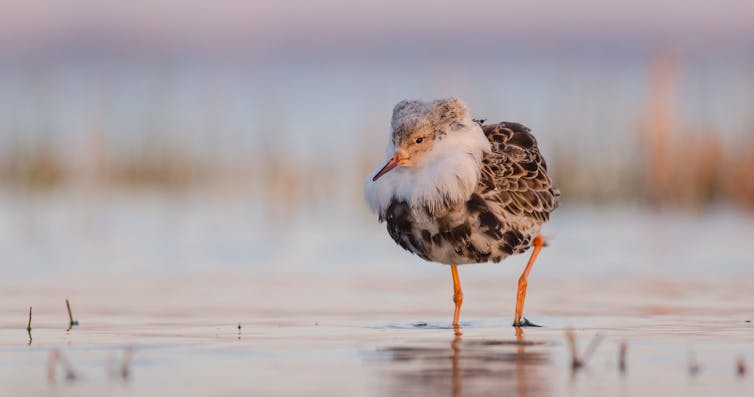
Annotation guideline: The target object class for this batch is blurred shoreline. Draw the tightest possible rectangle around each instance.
[2,50,753,211]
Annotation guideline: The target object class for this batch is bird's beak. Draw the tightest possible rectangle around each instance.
[372,152,402,181]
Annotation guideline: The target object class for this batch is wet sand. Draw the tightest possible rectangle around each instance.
[2,275,753,396]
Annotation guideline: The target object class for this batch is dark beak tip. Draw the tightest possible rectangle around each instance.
[372,154,401,182]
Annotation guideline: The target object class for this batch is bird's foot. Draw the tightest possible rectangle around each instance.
[512,317,541,327]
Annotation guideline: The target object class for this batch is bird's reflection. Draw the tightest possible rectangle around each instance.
[372,326,550,396]
[451,332,461,397]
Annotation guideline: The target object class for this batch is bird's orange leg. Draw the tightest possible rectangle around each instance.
[451,264,463,334]
[513,235,544,327]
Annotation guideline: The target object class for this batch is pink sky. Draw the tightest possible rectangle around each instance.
[2,0,752,55]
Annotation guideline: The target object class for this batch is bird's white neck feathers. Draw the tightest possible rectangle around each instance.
[364,118,491,217]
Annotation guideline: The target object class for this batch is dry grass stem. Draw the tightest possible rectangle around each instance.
[618,341,627,373]
[565,328,603,371]
[737,357,746,377]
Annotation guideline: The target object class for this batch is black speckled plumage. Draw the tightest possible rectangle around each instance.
[381,121,560,265]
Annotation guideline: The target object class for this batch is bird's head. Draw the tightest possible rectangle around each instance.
[372,97,474,181]
[364,97,490,217]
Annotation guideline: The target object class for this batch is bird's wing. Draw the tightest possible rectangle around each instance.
[479,122,560,222]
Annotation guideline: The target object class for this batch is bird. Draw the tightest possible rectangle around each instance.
[364,97,559,331]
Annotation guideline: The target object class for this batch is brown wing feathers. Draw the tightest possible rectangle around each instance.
[480,122,560,222]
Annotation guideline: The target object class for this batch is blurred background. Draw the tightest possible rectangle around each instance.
[2,0,753,283]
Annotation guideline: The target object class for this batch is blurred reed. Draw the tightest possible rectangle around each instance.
[1,51,752,212]
[638,51,754,211]
[552,51,754,211]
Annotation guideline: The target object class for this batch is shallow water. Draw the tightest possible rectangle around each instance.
[2,276,754,396]
[2,194,754,396]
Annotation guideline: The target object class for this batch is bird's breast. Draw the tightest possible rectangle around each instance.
[383,197,540,265]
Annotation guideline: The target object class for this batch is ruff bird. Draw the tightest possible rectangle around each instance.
[364,97,560,331]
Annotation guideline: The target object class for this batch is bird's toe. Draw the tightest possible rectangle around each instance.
[512,317,542,327]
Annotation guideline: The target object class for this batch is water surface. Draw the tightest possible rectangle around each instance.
[2,195,753,395]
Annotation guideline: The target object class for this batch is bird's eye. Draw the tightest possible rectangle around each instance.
[415,137,424,144]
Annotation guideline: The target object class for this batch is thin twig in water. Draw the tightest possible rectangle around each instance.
[618,341,627,374]
[121,347,134,380]
[565,328,603,371]
[688,349,700,376]
[48,350,78,383]
[65,299,78,329]
[565,328,582,369]
[737,357,746,378]
[581,334,604,364]
[60,353,77,381]
[27,306,33,345]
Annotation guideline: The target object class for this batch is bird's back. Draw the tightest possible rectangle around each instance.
[384,121,560,265]
[478,122,559,225]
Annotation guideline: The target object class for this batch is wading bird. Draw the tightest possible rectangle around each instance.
[364,98,559,331]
